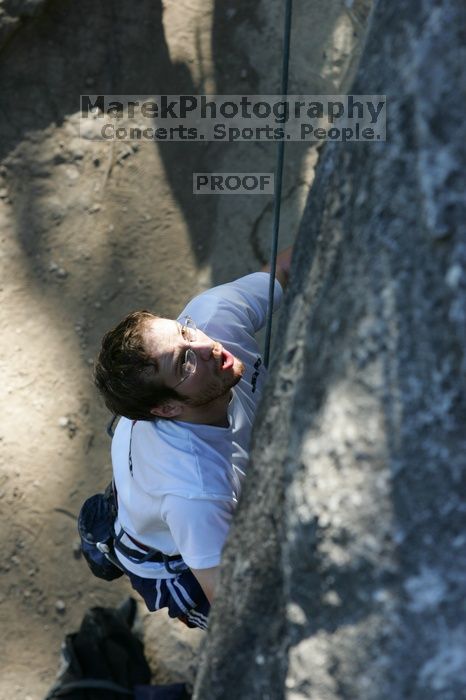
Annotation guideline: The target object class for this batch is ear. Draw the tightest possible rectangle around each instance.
[150,401,183,419]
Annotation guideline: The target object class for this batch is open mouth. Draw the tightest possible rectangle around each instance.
[221,348,234,370]
[215,344,234,371]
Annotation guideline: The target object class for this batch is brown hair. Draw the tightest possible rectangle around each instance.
[93,310,180,421]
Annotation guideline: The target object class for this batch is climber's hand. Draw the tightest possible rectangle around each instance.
[261,245,293,289]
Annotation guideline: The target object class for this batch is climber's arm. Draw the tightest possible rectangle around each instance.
[191,565,219,605]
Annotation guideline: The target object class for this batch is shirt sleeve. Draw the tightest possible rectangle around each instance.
[161,494,234,569]
[181,272,283,336]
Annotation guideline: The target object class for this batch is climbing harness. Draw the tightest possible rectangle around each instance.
[78,418,186,580]
[263,0,293,368]
[78,479,185,580]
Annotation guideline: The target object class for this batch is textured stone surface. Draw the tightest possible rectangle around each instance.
[0,0,46,48]
[194,0,466,698]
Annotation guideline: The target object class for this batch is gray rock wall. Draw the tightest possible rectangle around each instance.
[194,0,466,698]
[0,0,47,48]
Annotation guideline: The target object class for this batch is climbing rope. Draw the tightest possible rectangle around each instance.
[263,0,293,368]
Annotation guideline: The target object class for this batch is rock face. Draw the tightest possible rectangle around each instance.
[194,0,466,698]
[0,0,47,49]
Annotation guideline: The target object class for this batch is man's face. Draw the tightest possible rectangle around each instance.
[144,318,244,409]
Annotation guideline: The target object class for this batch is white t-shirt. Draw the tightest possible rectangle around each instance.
[112,272,282,578]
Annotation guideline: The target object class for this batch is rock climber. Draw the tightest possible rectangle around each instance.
[93,248,292,629]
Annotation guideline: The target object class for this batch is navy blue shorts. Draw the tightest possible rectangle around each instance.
[126,568,210,630]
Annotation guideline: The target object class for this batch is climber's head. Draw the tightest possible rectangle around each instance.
[94,311,243,421]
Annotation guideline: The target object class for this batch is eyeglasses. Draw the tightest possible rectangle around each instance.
[173,316,198,388]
